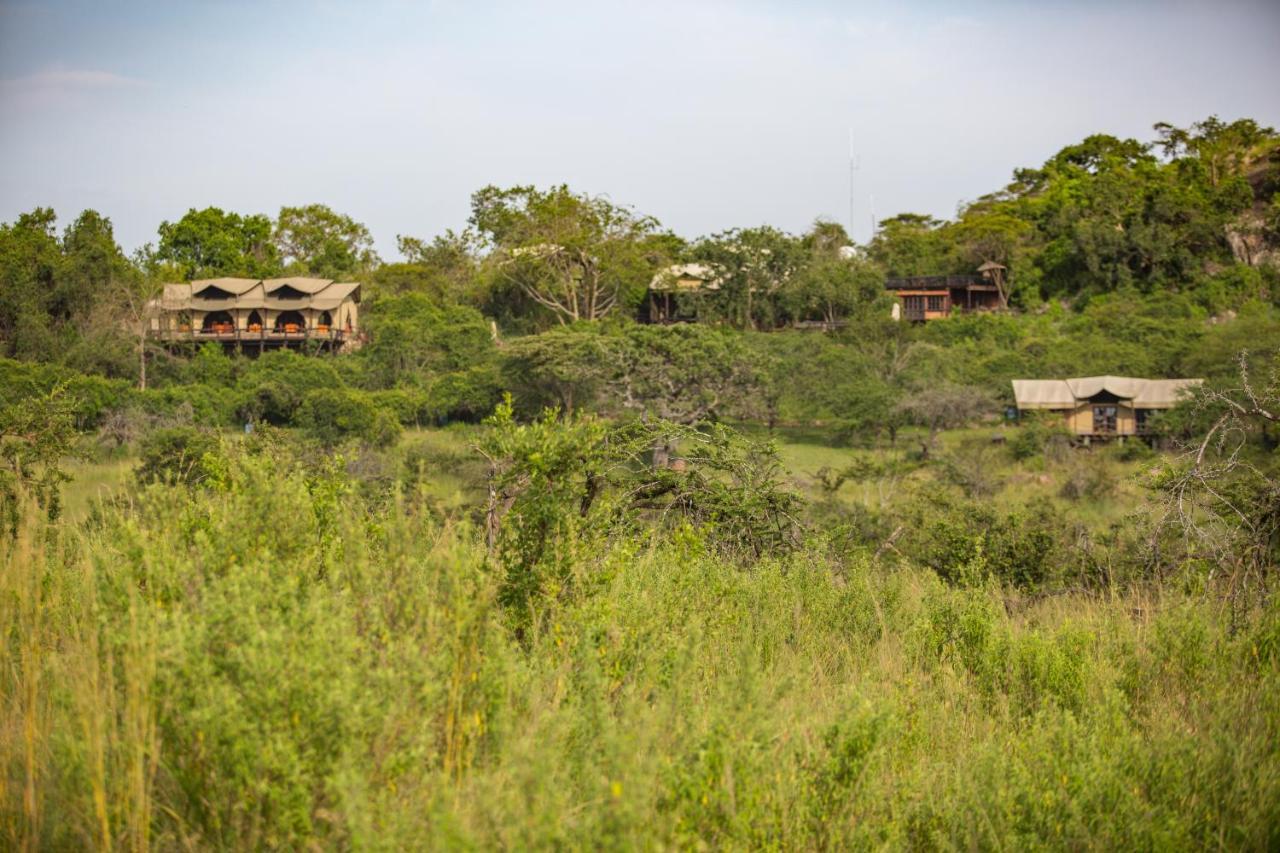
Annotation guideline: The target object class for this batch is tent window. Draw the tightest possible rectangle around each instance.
[201,311,234,333]
[1092,405,1117,434]
[274,310,305,332]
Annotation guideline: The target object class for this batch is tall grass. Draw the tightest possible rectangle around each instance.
[2,451,1278,848]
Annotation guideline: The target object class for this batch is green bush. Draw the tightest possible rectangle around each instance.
[902,494,1063,589]
[1009,412,1072,461]
[137,383,239,426]
[238,380,303,425]
[297,387,401,448]
[0,358,132,429]
[135,426,224,486]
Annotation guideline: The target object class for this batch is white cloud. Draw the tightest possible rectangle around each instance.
[0,65,147,103]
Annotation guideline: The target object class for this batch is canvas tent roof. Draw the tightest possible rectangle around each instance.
[190,277,262,296]
[649,263,722,292]
[1012,376,1202,410]
[155,279,360,312]
[263,277,334,294]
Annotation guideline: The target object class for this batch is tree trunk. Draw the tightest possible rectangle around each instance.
[652,441,671,470]
[138,332,147,391]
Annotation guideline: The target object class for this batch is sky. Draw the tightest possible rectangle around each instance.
[2,0,1279,258]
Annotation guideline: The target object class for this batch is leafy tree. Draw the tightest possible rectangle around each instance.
[0,209,63,360]
[0,386,80,531]
[501,325,613,416]
[236,349,343,425]
[1154,116,1276,187]
[477,399,804,631]
[274,204,379,279]
[867,213,958,277]
[370,231,482,305]
[1,208,140,378]
[356,294,495,389]
[156,207,280,280]
[135,426,223,487]
[949,207,1033,307]
[783,243,885,325]
[896,384,994,457]
[693,225,803,329]
[470,184,663,324]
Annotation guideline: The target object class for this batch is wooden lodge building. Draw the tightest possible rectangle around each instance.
[888,262,1006,321]
[149,277,361,353]
[1012,376,1203,439]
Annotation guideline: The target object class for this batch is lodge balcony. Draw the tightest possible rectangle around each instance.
[885,274,988,292]
[151,323,352,351]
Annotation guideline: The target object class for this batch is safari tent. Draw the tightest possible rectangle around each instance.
[149,277,361,352]
[1011,375,1203,438]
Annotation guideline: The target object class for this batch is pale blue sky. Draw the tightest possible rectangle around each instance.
[2,0,1278,256]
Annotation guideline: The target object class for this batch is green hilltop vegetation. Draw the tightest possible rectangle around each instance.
[2,116,1280,848]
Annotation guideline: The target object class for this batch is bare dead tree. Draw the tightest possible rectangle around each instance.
[1152,352,1279,605]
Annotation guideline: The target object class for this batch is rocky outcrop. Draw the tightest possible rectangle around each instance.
[1225,213,1277,268]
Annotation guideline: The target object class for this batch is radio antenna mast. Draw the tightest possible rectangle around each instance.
[848,128,860,240]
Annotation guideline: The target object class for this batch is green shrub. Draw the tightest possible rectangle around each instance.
[238,380,303,425]
[1009,412,1072,461]
[369,388,428,426]
[135,426,223,486]
[297,387,401,448]
[0,358,132,429]
[137,383,239,426]
[902,494,1062,589]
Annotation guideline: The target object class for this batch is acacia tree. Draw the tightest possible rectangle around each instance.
[475,398,803,631]
[895,383,994,457]
[469,185,661,324]
[1154,353,1280,600]
[604,325,762,466]
[500,326,613,416]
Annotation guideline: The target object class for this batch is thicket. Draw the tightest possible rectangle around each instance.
[3,429,1278,848]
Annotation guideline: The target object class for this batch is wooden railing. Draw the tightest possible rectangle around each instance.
[886,275,983,291]
[152,326,349,343]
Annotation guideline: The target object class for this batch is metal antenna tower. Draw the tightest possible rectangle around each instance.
[848,128,860,240]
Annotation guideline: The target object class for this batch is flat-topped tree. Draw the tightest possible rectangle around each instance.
[469,184,661,324]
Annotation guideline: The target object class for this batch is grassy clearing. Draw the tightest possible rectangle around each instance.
[59,455,134,522]
[2,439,1278,849]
